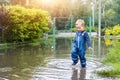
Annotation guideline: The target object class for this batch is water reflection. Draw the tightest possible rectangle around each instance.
[51,37,73,56]
[79,68,86,80]
[98,37,101,57]
[0,46,52,79]
[71,68,86,80]
[71,68,78,80]
[51,37,107,58]
[0,37,117,80]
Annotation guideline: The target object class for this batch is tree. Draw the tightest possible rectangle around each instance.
[0,0,10,5]
[101,0,120,27]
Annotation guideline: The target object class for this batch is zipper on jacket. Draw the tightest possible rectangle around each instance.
[78,35,80,48]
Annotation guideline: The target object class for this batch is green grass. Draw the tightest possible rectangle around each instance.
[97,41,120,77]
[97,63,120,77]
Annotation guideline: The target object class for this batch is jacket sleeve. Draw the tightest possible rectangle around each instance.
[84,32,91,47]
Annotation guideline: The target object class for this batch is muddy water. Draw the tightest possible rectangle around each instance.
[0,37,119,80]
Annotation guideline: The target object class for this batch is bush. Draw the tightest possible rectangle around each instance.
[104,39,113,46]
[112,25,120,35]
[71,27,76,32]
[105,28,112,35]
[0,5,51,42]
[105,24,120,35]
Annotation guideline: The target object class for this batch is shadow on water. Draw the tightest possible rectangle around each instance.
[0,37,120,80]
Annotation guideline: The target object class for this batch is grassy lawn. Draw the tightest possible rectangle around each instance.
[97,41,120,77]
[97,63,120,77]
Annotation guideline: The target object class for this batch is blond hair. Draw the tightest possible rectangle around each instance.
[76,19,85,26]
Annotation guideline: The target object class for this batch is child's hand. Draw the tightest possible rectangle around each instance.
[88,47,93,51]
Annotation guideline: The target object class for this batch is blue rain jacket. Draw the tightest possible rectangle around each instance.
[73,30,91,51]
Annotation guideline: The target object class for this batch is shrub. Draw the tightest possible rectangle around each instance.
[0,5,52,42]
[104,39,113,46]
[105,24,120,35]
[105,28,112,35]
[112,25,120,35]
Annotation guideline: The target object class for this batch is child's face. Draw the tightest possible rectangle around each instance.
[75,21,84,31]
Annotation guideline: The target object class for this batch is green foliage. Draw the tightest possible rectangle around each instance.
[97,63,120,77]
[98,41,120,77]
[71,27,76,32]
[10,0,91,23]
[100,0,120,27]
[8,0,120,27]
[71,26,97,32]
[104,41,120,63]
[103,26,120,76]
[47,28,58,34]
[1,5,51,42]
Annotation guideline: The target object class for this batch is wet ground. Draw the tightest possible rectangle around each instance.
[32,53,119,80]
[32,56,101,80]
[0,37,120,80]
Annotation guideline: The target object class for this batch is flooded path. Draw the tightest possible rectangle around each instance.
[32,53,115,80]
[32,56,101,80]
[0,37,120,80]
[31,37,119,80]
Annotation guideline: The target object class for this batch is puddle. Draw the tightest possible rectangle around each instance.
[0,37,119,80]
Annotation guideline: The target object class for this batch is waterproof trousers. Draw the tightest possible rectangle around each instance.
[71,47,86,68]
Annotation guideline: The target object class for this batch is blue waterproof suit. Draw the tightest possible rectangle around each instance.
[71,30,91,67]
